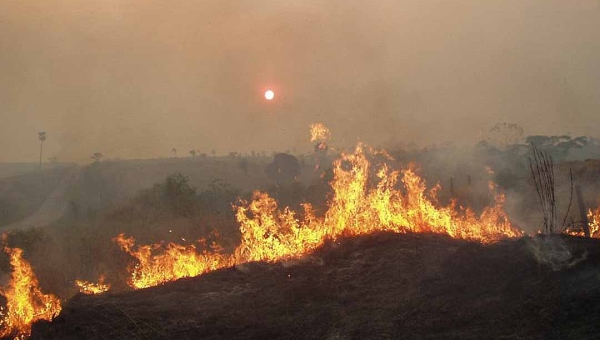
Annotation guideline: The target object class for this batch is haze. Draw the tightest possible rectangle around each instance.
[1,0,599,162]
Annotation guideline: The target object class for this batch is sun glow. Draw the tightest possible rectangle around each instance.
[264,90,275,101]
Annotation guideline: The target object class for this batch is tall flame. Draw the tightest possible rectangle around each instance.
[116,143,521,289]
[0,245,61,339]
[235,144,520,264]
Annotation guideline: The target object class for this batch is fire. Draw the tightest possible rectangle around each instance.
[75,275,111,295]
[310,123,331,142]
[564,207,600,238]
[236,144,521,264]
[589,208,600,237]
[0,245,61,339]
[116,143,521,289]
[114,234,233,289]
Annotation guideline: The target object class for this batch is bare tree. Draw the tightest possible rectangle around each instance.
[529,144,556,234]
[38,131,47,169]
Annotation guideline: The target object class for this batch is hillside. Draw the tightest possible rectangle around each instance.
[67,156,319,214]
[31,233,600,340]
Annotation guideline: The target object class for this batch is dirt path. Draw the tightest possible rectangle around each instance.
[0,167,80,232]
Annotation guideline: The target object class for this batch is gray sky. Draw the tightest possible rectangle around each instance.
[1,0,599,162]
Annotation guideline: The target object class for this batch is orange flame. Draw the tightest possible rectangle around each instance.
[310,123,331,142]
[75,275,111,295]
[236,144,521,264]
[589,207,600,238]
[564,207,600,238]
[114,234,233,289]
[116,143,521,289]
[0,245,61,339]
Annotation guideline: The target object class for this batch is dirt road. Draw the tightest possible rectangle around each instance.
[0,167,79,232]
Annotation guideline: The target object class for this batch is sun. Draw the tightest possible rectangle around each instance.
[264,90,275,101]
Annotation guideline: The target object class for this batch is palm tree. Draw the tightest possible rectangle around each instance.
[38,131,47,169]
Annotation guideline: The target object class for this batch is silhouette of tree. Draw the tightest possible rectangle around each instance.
[265,153,301,182]
[238,158,249,176]
[91,152,103,163]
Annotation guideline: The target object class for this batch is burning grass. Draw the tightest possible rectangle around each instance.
[0,244,61,339]
[75,275,110,295]
[564,206,600,238]
[115,143,521,290]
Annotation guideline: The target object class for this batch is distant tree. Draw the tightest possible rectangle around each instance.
[171,148,177,157]
[237,158,249,176]
[38,131,47,169]
[136,173,197,217]
[229,151,239,158]
[189,149,197,157]
[265,153,301,182]
[525,135,589,160]
[211,149,216,157]
[485,123,524,150]
[91,152,103,163]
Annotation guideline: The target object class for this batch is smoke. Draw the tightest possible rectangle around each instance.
[1,0,599,162]
[527,236,588,271]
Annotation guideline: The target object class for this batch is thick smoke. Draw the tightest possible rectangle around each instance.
[1,0,599,162]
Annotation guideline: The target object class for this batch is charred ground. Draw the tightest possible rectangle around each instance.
[31,232,600,340]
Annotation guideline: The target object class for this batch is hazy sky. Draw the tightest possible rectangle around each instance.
[1,0,599,162]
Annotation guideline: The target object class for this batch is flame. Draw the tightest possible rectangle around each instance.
[0,245,61,339]
[114,234,233,289]
[589,208,600,237]
[75,275,111,295]
[310,123,331,142]
[564,207,600,238]
[116,143,521,289]
[236,144,521,265]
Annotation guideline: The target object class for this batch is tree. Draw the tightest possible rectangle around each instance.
[136,173,197,217]
[38,131,47,169]
[265,153,301,182]
[171,148,177,158]
[238,158,249,176]
[484,123,523,150]
[189,149,197,157]
[91,152,103,163]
